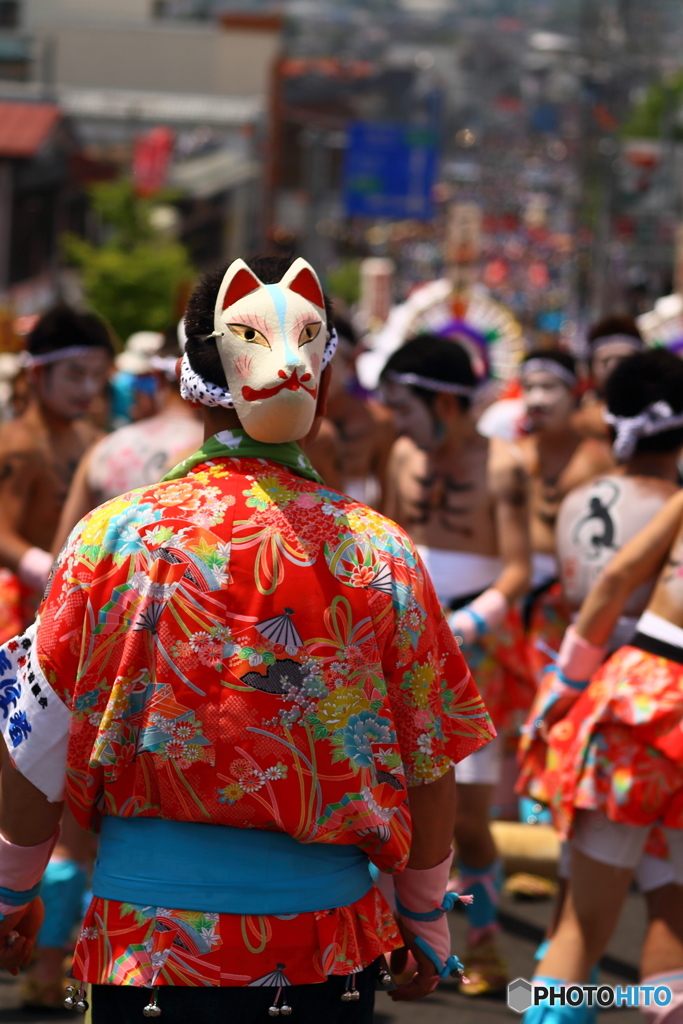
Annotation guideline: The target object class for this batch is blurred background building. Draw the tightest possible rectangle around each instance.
[0,0,682,348]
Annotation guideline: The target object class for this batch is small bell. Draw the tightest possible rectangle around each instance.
[75,997,89,1013]
[268,1007,280,1017]
[349,990,360,1001]
[378,968,392,987]
[63,985,75,1011]
[280,1004,292,1016]
[143,1003,162,1018]
[341,990,354,1002]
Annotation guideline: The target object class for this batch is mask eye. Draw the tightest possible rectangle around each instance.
[298,322,321,347]
[228,324,270,348]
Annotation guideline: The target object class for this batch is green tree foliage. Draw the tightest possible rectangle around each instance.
[64,180,193,342]
[623,72,683,140]
[326,259,361,307]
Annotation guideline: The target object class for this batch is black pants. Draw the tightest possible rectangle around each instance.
[89,960,380,1024]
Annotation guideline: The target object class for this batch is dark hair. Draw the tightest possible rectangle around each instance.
[521,348,577,380]
[605,348,683,455]
[27,305,114,358]
[333,313,358,348]
[587,314,642,349]
[184,255,335,389]
[380,333,477,411]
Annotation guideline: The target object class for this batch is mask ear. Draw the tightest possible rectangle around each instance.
[279,257,325,310]
[214,259,262,323]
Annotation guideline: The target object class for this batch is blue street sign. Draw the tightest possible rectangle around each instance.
[343,122,437,220]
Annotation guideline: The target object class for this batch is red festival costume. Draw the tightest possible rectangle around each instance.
[2,433,493,989]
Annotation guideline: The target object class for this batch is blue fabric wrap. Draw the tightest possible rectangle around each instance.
[92,817,372,915]
[37,859,88,948]
[457,857,503,929]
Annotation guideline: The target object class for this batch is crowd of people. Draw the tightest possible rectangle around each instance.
[0,233,680,1024]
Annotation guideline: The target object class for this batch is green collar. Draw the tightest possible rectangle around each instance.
[161,428,323,485]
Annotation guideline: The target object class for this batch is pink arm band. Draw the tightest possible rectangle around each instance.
[394,849,470,984]
[0,828,59,916]
[17,547,53,593]
[557,625,608,683]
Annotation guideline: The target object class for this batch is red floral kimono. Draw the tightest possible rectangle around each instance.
[3,433,493,988]
[519,646,683,839]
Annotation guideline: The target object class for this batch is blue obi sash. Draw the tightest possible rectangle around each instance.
[92,817,372,915]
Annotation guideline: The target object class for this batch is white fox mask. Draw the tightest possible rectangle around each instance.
[212,258,328,443]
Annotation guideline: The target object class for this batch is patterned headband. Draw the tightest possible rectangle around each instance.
[605,400,683,461]
[519,357,577,389]
[383,370,476,396]
[180,328,339,409]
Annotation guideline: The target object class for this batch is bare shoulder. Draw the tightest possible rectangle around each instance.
[0,416,40,456]
[512,433,537,474]
[487,437,528,503]
[387,434,418,471]
[563,438,615,492]
[74,419,105,448]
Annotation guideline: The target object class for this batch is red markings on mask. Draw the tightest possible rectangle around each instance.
[242,369,318,401]
[287,267,325,309]
[222,268,260,310]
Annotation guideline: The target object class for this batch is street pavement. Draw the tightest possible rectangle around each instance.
[0,888,645,1023]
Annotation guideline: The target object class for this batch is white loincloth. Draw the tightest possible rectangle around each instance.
[415,545,504,786]
[416,546,503,606]
[531,553,558,590]
[344,476,381,509]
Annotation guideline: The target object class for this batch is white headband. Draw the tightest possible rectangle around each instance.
[20,346,99,368]
[180,328,339,409]
[383,370,476,397]
[605,400,683,461]
[591,333,644,355]
[520,358,577,389]
[149,354,180,381]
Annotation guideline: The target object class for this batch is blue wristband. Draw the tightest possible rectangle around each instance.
[556,669,589,691]
[458,605,488,639]
[414,936,465,979]
[396,891,461,922]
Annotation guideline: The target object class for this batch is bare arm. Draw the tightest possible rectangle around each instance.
[575,490,683,645]
[0,757,63,847]
[51,445,97,556]
[0,442,38,571]
[489,439,531,603]
[406,767,455,869]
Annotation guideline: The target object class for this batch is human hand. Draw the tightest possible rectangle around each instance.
[539,690,580,740]
[0,899,43,975]
[388,919,439,1001]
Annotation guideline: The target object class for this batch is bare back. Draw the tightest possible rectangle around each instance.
[517,434,615,556]
[557,473,677,615]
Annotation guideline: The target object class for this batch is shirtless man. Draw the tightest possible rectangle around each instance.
[521,356,683,1024]
[381,334,531,997]
[519,349,683,963]
[0,306,112,613]
[325,315,395,510]
[572,315,645,441]
[0,306,113,1011]
[52,327,203,552]
[515,350,614,680]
